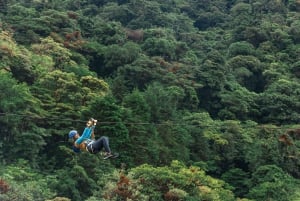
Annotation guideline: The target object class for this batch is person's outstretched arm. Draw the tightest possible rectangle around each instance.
[75,125,95,146]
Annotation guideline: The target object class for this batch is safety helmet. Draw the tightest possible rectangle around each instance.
[68,130,77,138]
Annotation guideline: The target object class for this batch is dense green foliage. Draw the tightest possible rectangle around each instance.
[1,0,300,200]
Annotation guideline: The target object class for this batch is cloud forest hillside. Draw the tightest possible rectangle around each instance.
[0,0,300,200]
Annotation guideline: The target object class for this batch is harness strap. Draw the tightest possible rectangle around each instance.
[85,140,95,153]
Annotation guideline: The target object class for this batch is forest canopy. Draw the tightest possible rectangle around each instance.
[0,0,300,200]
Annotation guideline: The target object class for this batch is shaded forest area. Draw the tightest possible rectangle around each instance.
[0,0,300,200]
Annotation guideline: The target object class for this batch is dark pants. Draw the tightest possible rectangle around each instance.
[87,136,111,154]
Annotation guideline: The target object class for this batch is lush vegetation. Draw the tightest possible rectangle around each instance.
[1,0,300,200]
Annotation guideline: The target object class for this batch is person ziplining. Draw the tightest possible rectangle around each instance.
[68,118,119,159]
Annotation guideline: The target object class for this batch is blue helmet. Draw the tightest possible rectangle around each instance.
[68,130,77,138]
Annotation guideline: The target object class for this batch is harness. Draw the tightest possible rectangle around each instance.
[85,139,95,154]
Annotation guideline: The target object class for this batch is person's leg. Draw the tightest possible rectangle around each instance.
[91,136,111,153]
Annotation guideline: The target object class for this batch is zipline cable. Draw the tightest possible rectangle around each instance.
[0,112,87,123]
[0,112,181,126]
[0,112,298,130]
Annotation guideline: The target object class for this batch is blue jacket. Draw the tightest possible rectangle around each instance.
[75,125,95,146]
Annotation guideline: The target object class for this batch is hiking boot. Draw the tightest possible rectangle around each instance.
[103,152,119,160]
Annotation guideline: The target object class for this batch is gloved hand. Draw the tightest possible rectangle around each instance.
[90,118,97,125]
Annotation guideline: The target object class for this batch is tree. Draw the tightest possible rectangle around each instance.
[99,2,135,25]
[269,27,293,50]
[32,70,82,109]
[214,120,254,171]
[102,42,141,75]
[183,112,213,163]
[244,125,283,172]
[81,20,126,45]
[113,55,161,91]
[291,61,300,78]
[143,82,184,122]
[194,11,227,30]
[257,79,300,123]
[0,72,45,165]
[247,165,299,201]
[50,165,96,201]
[0,0,8,13]
[3,4,42,44]
[218,82,259,120]
[125,0,164,28]
[9,51,37,84]
[226,55,265,92]
[196,50,226,116]
[155,122,191,164]
[31,37,72,69]
[101,161,236,201]
[240,27,268,47]
[227,41,256,58]
[0,159,56,201]
[142,36,178,60]
[121,89,159,165]
[278,127,300,178]
[221,168,250,197]
[230,2,252,27]
[0,30,38,84]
